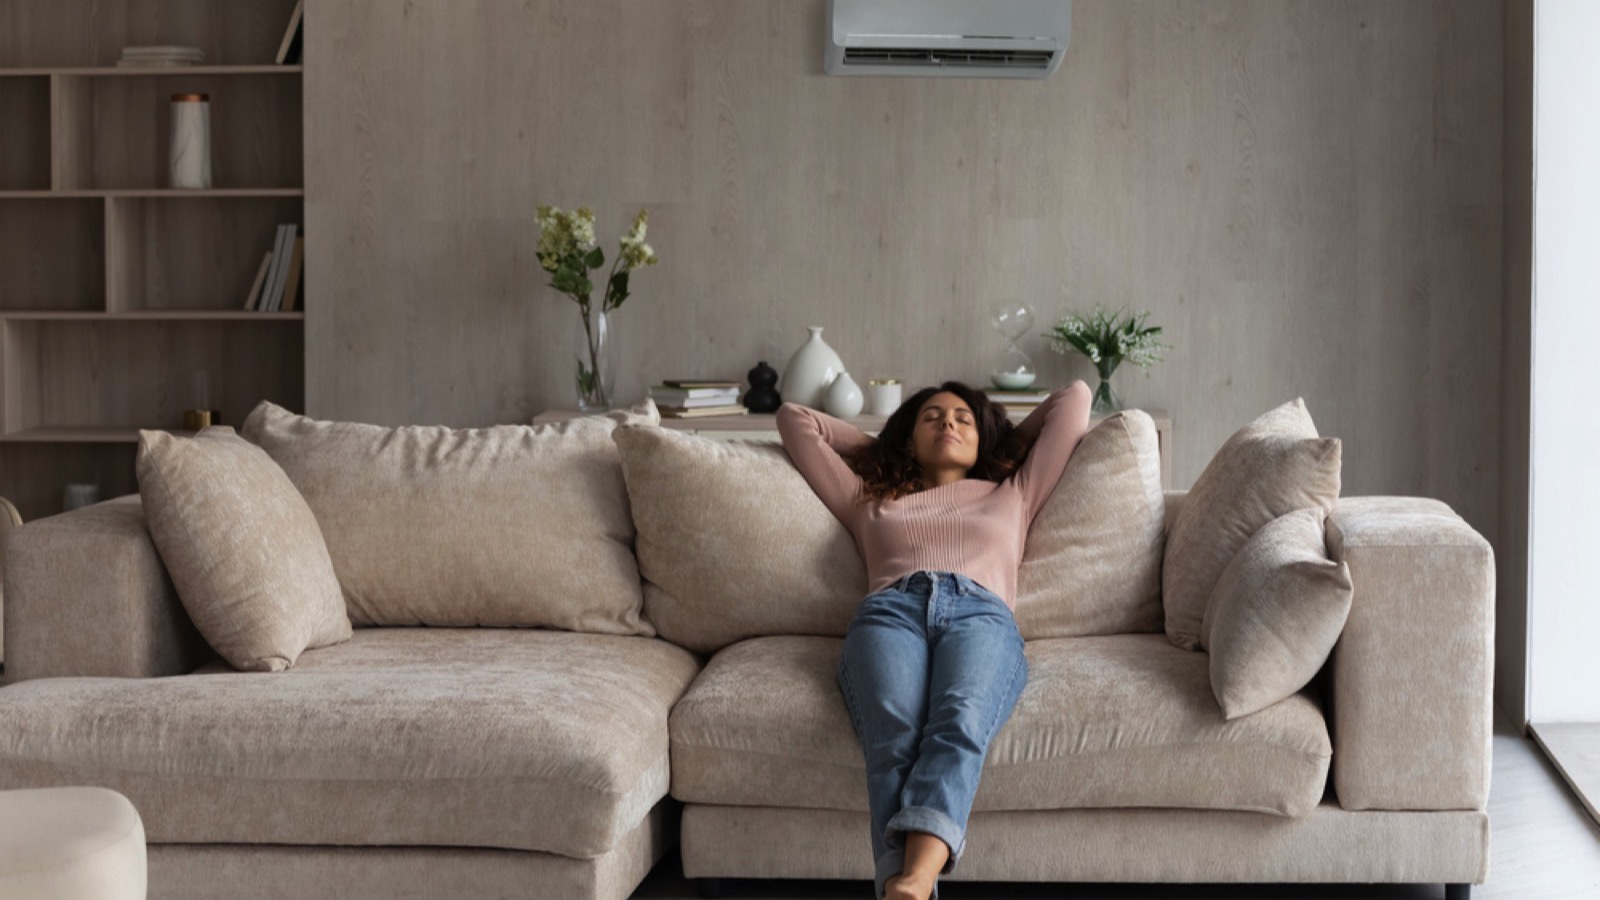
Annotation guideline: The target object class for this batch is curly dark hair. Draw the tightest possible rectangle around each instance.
[846,381,1026,502]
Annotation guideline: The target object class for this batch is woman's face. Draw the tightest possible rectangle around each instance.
[910,391,980,475]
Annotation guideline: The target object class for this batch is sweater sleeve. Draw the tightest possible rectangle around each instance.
[776,402,869,526]
[1010,381,1094,524]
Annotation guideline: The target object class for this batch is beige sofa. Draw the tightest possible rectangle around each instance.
[0,405,1494,900]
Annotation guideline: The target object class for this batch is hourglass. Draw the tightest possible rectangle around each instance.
[989,303,1037,390]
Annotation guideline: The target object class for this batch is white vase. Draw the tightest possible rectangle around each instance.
[780,326,845,409]
[824,372,864,418]
[169,93,212,189]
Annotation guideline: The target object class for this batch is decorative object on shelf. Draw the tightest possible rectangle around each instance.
[183,410,214,431]
[779,326,845,409]
[536,205,659,412]
[990,303,1037,389]
[866,378,902,416]
[117,45,204,68]
[824,372,864,418]
[1047,306,1169,415]
[743,361,781,412]
[169,93,213,189]
[62,483,101,511]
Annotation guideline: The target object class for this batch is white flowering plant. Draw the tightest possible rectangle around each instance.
[536,205,659,407]
[1046,306,1168,412]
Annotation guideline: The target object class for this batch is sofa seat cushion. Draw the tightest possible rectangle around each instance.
[0,628,702,858]
[669,633,1330,817]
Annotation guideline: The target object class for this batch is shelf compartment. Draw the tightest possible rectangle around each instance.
[0,0,302,69]
[0,75,49,189]
[54,73,303,190]
[1,318,303,437]
[107,194,302,311]
[0,198,104,311]
[0,442,138,521]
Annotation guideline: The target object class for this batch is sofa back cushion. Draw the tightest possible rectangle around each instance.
[136,427,351,671]
[240,400,657,634]
[1162,398,1342,651]
[615,410,1166,653]
[614,425,865,654]
[1016,410,1166,638]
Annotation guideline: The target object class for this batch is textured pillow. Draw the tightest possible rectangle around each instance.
[239,400,658,633]
[1163,398,1341,651]
[613,425,866,654]
[1201,507,1353,719]
[1016,410,1166,639]
[136,427,351,671]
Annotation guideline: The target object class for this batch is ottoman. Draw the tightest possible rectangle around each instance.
[0,787,147,899]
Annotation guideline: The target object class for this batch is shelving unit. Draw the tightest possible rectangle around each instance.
[0,0,304,520]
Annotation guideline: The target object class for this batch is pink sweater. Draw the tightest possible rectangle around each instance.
[776,384,1092,609]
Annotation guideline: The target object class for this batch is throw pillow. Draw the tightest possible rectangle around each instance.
[613,425,866,654]
[1016,410,1166,638]
[136,427,351,672]
[1202,507,1353,719]
[239,400,658,633]
[1163,398,1341,651]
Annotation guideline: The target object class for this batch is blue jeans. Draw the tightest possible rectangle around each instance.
[836,570,1028,900]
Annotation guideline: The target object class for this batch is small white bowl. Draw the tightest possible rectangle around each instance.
[991,371,1037,390]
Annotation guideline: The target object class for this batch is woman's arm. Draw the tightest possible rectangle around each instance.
[1010,381,1094,523]
[776,402,869,525]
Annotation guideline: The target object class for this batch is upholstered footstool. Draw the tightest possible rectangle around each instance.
[0,787,147,899]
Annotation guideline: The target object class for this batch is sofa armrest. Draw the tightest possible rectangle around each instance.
[1325,496,1495,811]
[2,495,211,683]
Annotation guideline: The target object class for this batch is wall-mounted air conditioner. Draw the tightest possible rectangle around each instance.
[825,0,1072,80]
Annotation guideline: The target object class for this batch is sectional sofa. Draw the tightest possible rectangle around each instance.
[0,399,1493,900]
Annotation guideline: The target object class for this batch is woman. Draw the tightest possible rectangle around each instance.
[777,379,1093,900]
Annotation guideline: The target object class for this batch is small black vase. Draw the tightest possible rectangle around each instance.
[744,360,781,413]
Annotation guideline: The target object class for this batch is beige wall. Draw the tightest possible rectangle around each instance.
[304,0,1503,544]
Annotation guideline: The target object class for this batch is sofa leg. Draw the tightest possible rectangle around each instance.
[695,877,724,899]
[1445,884,1471,900]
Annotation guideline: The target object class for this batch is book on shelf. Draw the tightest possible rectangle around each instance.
[650,385,741,404]
[261,224,297,312]
[658,404,749,419]
[652,394,742,409]
[275,0,305,65]
[280,236,305,312]
[117,46,204,68]
[984,388,1052,403]
[659,379,742,389]
[243,251,272,311]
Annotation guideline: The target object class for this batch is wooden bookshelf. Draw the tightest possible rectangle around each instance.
[0,0,305,520]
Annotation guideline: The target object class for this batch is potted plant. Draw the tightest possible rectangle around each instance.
[536,205,658,410]
[1046,306,1169,414]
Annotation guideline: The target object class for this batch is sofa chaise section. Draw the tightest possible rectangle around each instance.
[0,499,703,900]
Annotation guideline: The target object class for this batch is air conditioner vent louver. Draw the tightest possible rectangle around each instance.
[842,47,1055,69]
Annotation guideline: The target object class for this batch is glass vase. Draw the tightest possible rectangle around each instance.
[1092,361,1123,415]
[575,307,617,412]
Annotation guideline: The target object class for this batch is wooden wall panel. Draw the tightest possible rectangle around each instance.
[304,0,1504,546]
[1499,0,1533,728]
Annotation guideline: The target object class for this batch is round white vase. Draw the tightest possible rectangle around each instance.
[824,372,864,418]
[780,326,844,409]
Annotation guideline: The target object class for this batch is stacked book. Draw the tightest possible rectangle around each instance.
[117,45,204,68]
[650,381,747,418]
[244,223,304,312]
[984,387,1052,413]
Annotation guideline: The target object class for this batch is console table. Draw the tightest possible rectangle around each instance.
[533,408,1173,490]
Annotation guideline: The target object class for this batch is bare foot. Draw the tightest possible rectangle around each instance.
[883,872,935,900]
